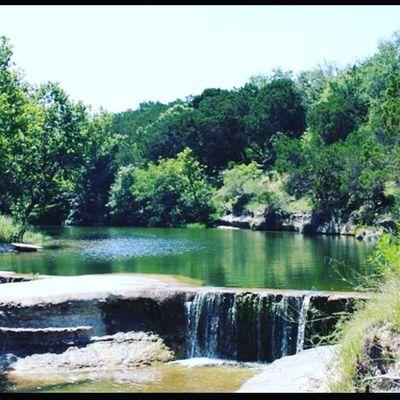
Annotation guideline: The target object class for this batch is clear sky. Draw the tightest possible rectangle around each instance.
[1,5,400,113]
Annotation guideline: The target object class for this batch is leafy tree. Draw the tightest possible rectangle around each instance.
[192,89,248,173]
[307,69,369,144]
[213,162,292,217]
[67,112,119,226]
[296,63,338,108]
[107,165,140,225]
[244,77,306,167]
[108,148,215,226]
[139,104,199,163]
[112,101,169,167]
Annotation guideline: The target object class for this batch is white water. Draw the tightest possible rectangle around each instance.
[169,358,262,369]
[296,296,311,353]
[186,292,308,362]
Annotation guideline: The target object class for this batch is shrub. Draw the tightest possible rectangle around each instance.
[213,162,311,217]
[0,214,46,243]
[108,148,215,227]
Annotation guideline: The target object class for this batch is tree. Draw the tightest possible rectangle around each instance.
[307,69,369,144]
[108,148,215,226]
[244,77,306,167]
[112,101,169,167]
[67,112,119,226]
[192,88,248,173]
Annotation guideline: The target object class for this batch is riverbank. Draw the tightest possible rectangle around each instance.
[0,215,48,252]
[0,244,12,254]
[215,211,390,242]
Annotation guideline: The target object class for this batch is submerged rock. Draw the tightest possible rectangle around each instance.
[2,331,174,388]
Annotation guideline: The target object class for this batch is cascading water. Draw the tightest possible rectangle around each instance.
[296,295,311,353]
[186,293,237,359]
[186,292,311,363]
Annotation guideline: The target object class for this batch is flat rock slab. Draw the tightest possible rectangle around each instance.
[0,273,189,307]
[0,272,368,308]
[11,243,42,252]
[237,345,338,392]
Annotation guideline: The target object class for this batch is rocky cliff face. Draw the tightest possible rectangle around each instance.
[215,210,388,242]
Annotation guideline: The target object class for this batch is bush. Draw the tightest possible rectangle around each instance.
[0,214,46,244]
[108,148,215,227]
[213,162,311,217]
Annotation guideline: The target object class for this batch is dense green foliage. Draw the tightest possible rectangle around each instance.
[213,162,311,217]
[108,148,214,226]
[0,214,47,244]
[1,32,400,228]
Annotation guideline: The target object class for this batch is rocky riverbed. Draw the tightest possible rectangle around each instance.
[2,331,174,390]
[0,272,368,392]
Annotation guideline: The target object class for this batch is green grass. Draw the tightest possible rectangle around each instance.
[330,231,400,392]
[330,279,400,392]
[0,214,48,244]
[185,222,206,228]
[281,196,313,214]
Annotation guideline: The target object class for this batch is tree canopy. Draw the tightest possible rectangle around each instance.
[1,31,400,228]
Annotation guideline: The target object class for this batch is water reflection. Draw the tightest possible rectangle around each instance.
[0,227,374,291]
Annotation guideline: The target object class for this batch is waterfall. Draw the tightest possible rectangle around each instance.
[296,295,311,353]
[256,296,263,361]
[280,296,290,357]
[186,291,307,362]
[186,292,236,359]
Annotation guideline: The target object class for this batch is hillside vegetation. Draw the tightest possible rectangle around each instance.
[0,33,399,230]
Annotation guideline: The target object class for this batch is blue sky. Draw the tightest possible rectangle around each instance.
[1,5,400,113]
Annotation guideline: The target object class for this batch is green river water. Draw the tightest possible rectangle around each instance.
[0,226,374,291]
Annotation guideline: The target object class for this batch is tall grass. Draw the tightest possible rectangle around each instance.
[330,230,400,392]
[0,215,47,244]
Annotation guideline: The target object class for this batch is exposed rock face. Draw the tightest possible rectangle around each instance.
[216,210,390,242]
[2,331,174,389]
[214,213,259,230]
[0,295,190,359]
[0,272,34,284]
[215,211,345,234]
[354,227,384,242]
[0,326,93,356]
